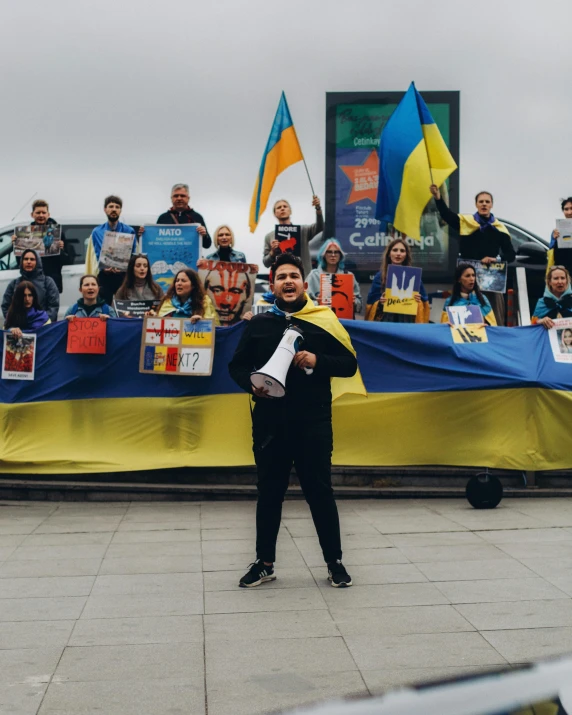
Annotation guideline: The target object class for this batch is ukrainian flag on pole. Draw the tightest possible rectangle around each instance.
[249,92,304,232]
[376,82,457,241]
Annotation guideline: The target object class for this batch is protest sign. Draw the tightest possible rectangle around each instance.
[198,260,258,326]
[319,273,354,319]
[139,317,215,376]
[98,231,134,271]
[450,326,488,344]
[556,219,572,249]
[548,318,572,363]
[457,258,507,294]
[141,224,200,292]
[2,333,36,380]
[14,224,61,257]
[275,224,301,257]
[384,265,422,316]
[113,299,161,318]
[66,318,107,354]
[446,305,484,326]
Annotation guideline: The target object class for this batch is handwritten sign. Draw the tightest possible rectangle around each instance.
[67,318,107,354]
[2,333,36,380]
[198,260,258,326]
[139,317,215,376]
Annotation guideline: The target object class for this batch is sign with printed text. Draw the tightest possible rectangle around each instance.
[450,326,488,344]
[66,318,107,354]
[384,265,422,316]
[141,224,200,292]
[139,317,215,376]
[275,224,301,258]
[2,333,36,380]
[319,273,354,319]
[457,258,507,294]
[198,260,258,326]
[113,299,161,318]
[548,317,572,363]
[556,219,572,249]
[446,305,484,326]
[14,224,61,257]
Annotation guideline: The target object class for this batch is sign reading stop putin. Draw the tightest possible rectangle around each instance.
[66,318,107,354]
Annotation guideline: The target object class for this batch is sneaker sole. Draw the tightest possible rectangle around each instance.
[239,574,276,588]
[328,575,353,588]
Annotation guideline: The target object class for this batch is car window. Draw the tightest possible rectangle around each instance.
[506,224,544,251]
[62,225,96,264]
[0,230,17,270]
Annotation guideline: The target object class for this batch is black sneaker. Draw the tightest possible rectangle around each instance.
[328,560,352,588]
[239,560,276,588]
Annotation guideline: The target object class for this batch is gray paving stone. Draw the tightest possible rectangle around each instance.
[0,558,102,579]
[99,554,203,575]
[496,541,572,560]
[482,627,572,663]
[9,544,108,561]
[416,558,536,581]
[434,577,569,604]
[0,534,27,548]
[200,527,256,541]
[39,678,205,715]
[329,605,474,636]
[520,557,572,578]
[455,599,572,630]
[366,514,466,534]
[53,643,204,682]
[387,531,485,548]
[302,547,408,568]
[0,597,86,622]
[116,520,201,533]
[0,682,48,715]
[111,528,200,543]
[442,510,547,531]
[0,620,75,650]
[0,546,18,561]
[204,567,315,591]
[362,665,501,693]
[81,592,204,619]
[69,615,204,647]
[0,576,95,599]
[0,646,64,683]
[21,532,113,547]
[282,518,379,537]
[312,563,426,586]
[104,541,202,559]
[546,575,572,596]
[205,587,326,614]
[344,631,506,670]
[91,572,203,596]
[477,528,572,544]
[396,543,508,563]
[205,610,339,641]
[203,550,306,571]
[319,582,449,610]
[201,537,295,556]
[122,510,200,524]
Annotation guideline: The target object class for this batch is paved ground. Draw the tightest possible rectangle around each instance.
[1,497,572,714]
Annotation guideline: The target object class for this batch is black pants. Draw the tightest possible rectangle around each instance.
[252,405,342,564]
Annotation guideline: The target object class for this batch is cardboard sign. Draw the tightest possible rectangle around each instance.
[275,224,301,257]
[319,273,354,319]
[457,258,507,294]
[556,219,572,249]
[198,260,258,326]
[2,333,36,380]
[98,231,134,271]
[139,317,215,376]
[450,326,488,344]
[548,317,572,363]
[446,305,484,326]
[384,265,422,316]
[141,224,200,292]
[14,224,61,257]
[113,299,160,318]
[67,318,107,354]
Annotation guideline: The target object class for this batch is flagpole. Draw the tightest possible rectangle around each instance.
[422,133,435,186]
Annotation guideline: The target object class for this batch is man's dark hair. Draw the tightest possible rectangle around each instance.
[104,195,123,208]
[31,199,49,211]
[271,253,305,281]
[561,197,572,210]
[475,191,493,203]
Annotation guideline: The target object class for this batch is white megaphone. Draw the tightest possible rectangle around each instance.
[250,325,312,398]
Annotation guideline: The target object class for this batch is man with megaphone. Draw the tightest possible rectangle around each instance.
[229,253,365,589]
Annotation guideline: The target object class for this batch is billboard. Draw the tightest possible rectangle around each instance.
[325,91,460,281]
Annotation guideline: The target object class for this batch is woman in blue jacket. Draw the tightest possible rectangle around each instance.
[441,263,496,325]
[65,275,116,320]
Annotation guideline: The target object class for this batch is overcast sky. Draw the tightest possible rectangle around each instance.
[1,0,571,262]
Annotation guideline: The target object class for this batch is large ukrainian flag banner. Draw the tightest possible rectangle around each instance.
[0,320,571,474]
[376,82,457,241]
[249,92,304,232]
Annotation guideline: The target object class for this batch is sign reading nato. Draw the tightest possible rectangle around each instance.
[384,265,422,316]
[142,224,200,292]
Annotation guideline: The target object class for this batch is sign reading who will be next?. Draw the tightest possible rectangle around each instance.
[139,317,215,376]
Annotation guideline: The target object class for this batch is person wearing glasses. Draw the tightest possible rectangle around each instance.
[532,265,572,328]
[306,239,362,313]
[154,183,212,250]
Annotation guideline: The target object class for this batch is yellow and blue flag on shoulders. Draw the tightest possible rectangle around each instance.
[249,92,304,233]
[376,82,457,241]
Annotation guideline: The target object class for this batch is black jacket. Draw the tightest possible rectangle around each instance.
[228,308,357,415]
[156,208,212,249]
[435,198,516,263]
[2,250,60,322]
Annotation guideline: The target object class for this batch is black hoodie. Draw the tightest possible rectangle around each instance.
[2,250,60,322]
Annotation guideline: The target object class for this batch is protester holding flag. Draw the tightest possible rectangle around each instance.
[546,197,572,275]
[262,197,323,275]
[4,282,51,338]
[155,269,219,324]
[532,265,572,328]
[307,238,362,313]
[65,275,116,320]
[206,225,246,263]
[365,238,429,323]
[115,254,164,302]
[440,263,496,326]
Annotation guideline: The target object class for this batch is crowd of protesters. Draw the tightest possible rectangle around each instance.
[2,182,571,339]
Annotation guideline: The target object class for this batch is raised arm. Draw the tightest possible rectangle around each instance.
[430,185,460,231]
